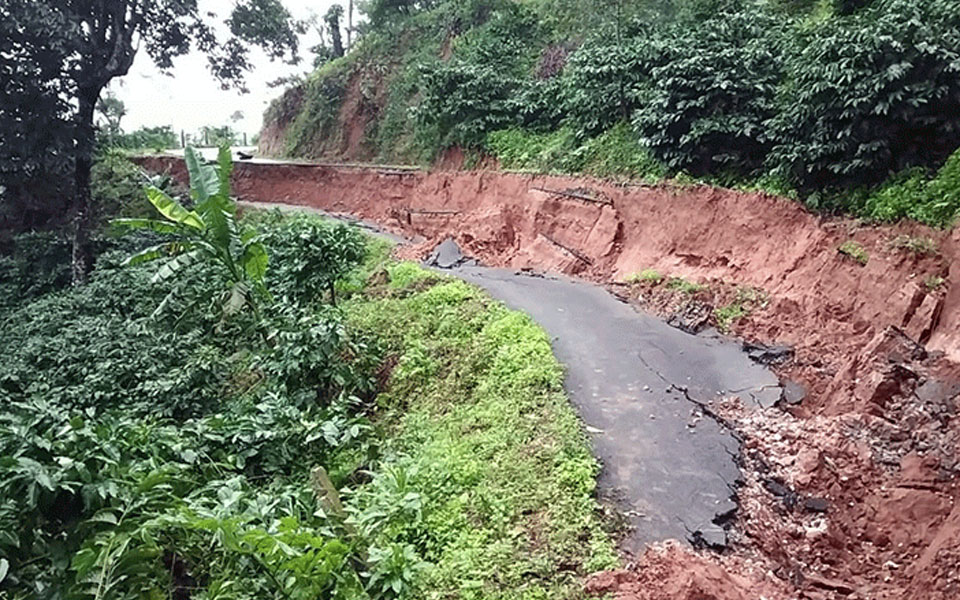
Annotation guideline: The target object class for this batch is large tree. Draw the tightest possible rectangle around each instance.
[0,0,301,283]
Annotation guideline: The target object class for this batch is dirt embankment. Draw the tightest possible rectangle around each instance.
[138,156,960,600]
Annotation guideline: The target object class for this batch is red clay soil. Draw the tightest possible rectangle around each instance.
[137,156,960,600]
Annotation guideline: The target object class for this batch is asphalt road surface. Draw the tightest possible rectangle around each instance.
[240,198,782,551]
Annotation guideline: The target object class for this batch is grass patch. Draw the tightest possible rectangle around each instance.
[346,264,618,598]
[485,123,665,182]
[888,234,939,256]
[713,285,768,332]
[862,148,960,228]
[925,275,946,291]
[624,268,664,284]
[838,240,869,265]
[665,276,707,294]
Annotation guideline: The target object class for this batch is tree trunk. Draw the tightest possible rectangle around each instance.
[71,87,100,285]
[331,23,343,58]
[347,1,353,49]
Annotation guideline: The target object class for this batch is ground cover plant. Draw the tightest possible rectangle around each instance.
[0,151,615,599]
[262,0,960,228]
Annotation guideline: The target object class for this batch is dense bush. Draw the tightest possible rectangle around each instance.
[414,61,520,149]
[263,213,368,304]
[0,215,384,598]
[0,203,617,598]
[560,34,653,138]
[769,0,960,190]
[282,60,352,156]
[0,231,72,309]
[632,8,784,176]
[412,2,543,150]
[266,0,960,227]
[862,147,960,227]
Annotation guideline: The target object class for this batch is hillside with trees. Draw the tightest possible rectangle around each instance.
[260,0,960,227]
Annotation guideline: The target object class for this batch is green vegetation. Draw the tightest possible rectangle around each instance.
[624,270,707,294]
[889,235,939,256]
[113,147,272,320]
[925,275,946,291]
[714,303,749,332]
[838,240,870,265]
[110,126,179,152]
[486,123,665,180]
[0,153,615,598]
[860,149,960,228]
[714,285,768,332]
[262,0,960,228]
[625,268,664,284]
[347,272,618,597]
[666,277,707,295]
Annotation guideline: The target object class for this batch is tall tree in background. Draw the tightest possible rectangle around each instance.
[0,2,76,232]
[0,0,301,284]
[326,4,345,58]
[347,0,354,49]
[96,91,127,142]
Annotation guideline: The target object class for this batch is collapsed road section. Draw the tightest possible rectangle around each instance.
[447,262,780,551]
[143,156,960,599]
[243,202,781,551]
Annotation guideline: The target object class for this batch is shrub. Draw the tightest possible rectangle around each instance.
[414,61,520,150]
[838,240,869,265]
[561,34,654,138]
[0,212,383,598]
[113,147,271,320]
[769,0,960,191]
[0,231,72,309]
[862,148,960,227]
[283,60,352,157]
[632,7,784,176]
[264,215,367,305]
[91,149,157,222]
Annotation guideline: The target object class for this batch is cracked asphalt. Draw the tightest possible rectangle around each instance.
[450,266,780,551]
[238,201,782,551]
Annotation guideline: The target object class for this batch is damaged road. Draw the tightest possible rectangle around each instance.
[444,255,781,551]
[152,156,960,598]
[276,207,785,551]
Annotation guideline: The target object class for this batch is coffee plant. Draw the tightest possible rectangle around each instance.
[631,7,784,176]
[768,0,960,190]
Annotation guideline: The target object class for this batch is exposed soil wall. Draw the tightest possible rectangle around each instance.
[137,155,960,600]
[139,156,954,363]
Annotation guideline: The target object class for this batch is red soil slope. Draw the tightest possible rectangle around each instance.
[138,156,960,600]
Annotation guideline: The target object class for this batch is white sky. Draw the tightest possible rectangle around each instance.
[111,0,342,140]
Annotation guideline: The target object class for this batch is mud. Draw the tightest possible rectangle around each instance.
[138,155,960,600]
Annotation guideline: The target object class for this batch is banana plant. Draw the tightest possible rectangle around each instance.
[113,145,270,319]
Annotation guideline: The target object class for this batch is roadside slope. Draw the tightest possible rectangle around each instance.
[138,155,960,599]
[139,156,955,366]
